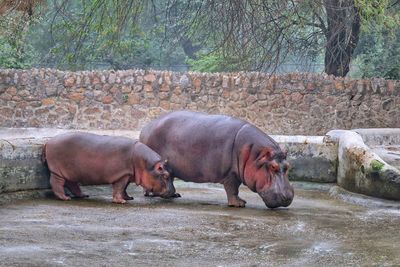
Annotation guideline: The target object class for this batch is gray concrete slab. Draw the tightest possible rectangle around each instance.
[327,129,400,201]
[1,182,399,266]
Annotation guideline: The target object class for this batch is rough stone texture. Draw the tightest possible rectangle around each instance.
[327,130,400,201]
[0,138,49,193]
[0,69,399,135]
[0,128,338,194]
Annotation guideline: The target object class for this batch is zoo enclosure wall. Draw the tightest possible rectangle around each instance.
[0,69,399,135]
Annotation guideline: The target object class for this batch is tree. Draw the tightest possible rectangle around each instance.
[1,0,398,76]
[351,0,400,79]
[32,0,189,70]
[0,0,44,16]
[0,1,41,69]
[163,0,399,77]
[323,0,360,76]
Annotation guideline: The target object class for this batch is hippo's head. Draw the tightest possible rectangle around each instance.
[134,142,176,198]
[140,159,177,198]
[242,147,294,208]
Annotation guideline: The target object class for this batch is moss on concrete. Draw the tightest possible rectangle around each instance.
[370,159,384,171]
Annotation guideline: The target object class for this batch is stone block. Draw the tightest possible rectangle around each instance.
[41,98,56,106]
[102,95,114,104]
[67,92,84,102]
[64,77,75,87]
[144,73,156,83]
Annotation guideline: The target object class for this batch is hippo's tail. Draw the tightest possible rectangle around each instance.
[41,144,47,166]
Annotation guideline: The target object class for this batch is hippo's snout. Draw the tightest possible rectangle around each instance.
[158,181,178,199]
[259,186,294,209]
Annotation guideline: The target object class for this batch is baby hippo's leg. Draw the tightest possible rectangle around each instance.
[123,181,134,200]
[50,173,71,201]
[112,175,130,204]
[65,181,89,198]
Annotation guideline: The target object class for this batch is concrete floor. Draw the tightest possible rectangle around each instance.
[1,182,400,267]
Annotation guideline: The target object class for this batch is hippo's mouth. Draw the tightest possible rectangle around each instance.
[160,192,181,199]
[258,191,294,209]
[144,188,181,199]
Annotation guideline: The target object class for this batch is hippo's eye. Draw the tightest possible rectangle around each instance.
[282,165,287,173]
[270,162,280,172]
[282,163,289,173]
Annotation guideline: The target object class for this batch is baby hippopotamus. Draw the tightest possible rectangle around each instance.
[42,132,176,203]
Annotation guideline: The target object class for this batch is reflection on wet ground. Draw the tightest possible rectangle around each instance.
[1,182,399,266]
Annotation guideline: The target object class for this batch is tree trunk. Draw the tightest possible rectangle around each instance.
[180,37,201,60]
[323,0,360,77]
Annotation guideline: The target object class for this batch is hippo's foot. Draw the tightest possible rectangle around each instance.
[72,194,89,199]
[57,195,71,201]
[228,196,247,208]
[171,193,181,198]
[123,195,134,200]
[112,197,127,204]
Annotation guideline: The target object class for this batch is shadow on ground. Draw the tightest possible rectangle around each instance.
[1,182,400,266]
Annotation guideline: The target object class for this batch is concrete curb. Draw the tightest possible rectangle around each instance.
[327,129,400,201]
[1,127,399,203]
[0,128,338,195]
[329,186,400,209]
[274,135,338,182]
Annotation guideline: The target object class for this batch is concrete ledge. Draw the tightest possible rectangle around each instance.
[327,129,400,201]
[2,127,398,202]
[274,135,338,182]
[0,128,338,195]
[330,186,400,209]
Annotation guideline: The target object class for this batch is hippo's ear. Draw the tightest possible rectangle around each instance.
[154,162,165,173]
[256,148,275,167]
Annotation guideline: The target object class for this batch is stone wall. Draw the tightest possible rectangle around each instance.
[0,69,399,135]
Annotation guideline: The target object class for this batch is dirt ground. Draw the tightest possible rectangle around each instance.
[1,182,400,267]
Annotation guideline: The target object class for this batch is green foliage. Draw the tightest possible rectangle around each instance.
[351,24,400,79]
[0,0,399,77]
[187,52,242,73]
[23,0,187,70]
[355,0,400,30]
[0,37,36,69]
[348,1,400,78]
[0,14,38,69]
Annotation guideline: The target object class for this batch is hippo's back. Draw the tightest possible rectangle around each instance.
[140,111,246,183]
[45,132,136,184]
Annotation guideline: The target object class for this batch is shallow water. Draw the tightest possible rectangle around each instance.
[1,182,399,266]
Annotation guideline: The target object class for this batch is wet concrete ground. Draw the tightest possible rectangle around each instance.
[1,182,400,267]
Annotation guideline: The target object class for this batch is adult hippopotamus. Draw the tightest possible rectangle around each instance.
[140,111,294,208]
[42,132,176,203]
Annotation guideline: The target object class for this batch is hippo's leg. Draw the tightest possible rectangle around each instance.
[123,182,134,200]
[65,181,89,198]
[112,175,130,204]
[223,178,247,208]
[50,173,71,201]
